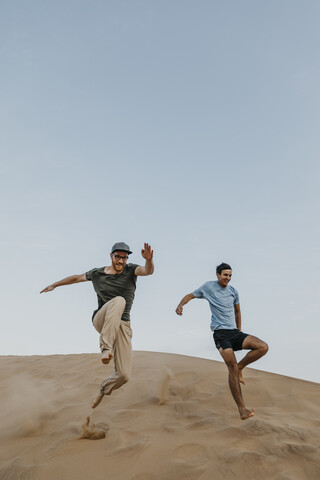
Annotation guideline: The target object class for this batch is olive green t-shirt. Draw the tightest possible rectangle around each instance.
[86,263,139,321]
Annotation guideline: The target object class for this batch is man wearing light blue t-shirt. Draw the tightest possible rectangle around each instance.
[175,262,268,420]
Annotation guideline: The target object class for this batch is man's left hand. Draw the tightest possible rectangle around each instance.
[141,243,153,261]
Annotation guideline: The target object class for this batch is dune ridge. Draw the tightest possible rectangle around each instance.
[0,351,319,480]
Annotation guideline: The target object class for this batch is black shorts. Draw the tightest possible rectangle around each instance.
[213,329,249,351]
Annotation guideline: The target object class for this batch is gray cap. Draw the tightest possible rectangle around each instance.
[111,242,132,254]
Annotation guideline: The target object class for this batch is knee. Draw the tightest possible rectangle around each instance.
[226,361,238,373]
[260,342,269,355]
[114,296,126,310]
[118,372,130,385]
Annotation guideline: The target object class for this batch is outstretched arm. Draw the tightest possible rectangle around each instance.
[175,293,195,316]
[40,273,88,293]
[135,243,154,277]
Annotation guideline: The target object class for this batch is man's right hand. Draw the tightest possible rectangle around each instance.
[175,293,195,316]
[40,285,55,293]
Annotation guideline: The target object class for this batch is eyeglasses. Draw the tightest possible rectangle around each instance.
[113,254,129,261]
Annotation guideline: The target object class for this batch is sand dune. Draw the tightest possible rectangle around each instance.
[0,351,319,480]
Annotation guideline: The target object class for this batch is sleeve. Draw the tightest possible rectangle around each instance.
[128,263,140,276]
[192,283,206,299]
[233,288,240,305]
[85,268,96,281]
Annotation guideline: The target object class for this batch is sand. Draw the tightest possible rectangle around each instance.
[0,351,319,480]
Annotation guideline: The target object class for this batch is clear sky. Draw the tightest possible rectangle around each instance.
[1,1,319,383]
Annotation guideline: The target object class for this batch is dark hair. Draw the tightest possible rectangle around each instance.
[216,263,232,275]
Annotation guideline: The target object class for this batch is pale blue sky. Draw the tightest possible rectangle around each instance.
[1,1,319,382]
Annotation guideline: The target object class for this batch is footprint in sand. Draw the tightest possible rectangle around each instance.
[79,416,107,440]
[173,443,209,465]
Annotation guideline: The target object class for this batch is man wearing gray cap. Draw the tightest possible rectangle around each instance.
[41,242,154,408]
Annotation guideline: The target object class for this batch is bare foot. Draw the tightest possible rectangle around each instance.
[240,408,254,420]
[239,370,246,385]
[92,391,104,409]
[101,350,113,365]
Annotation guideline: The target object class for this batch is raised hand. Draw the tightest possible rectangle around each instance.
[141,243,153,261]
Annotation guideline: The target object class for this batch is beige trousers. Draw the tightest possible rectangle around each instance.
[93,296,133,396]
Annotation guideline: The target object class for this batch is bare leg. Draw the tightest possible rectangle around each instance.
[238,336,268,383]
[219,348,254,420]
[239,369,245,385]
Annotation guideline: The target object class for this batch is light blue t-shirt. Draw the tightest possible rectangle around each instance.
[192,281,239,331]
